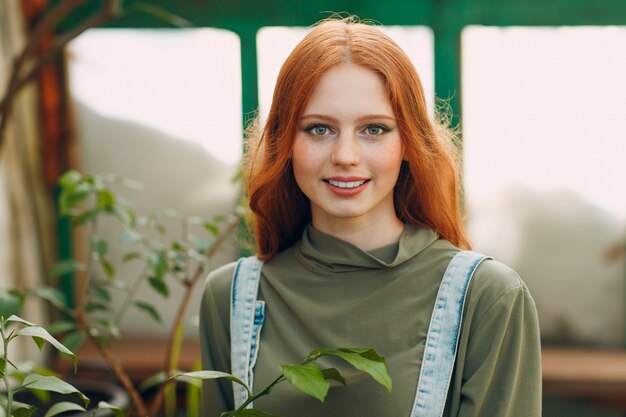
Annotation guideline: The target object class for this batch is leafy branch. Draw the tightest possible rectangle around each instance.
[27,170,242,417]
[173,347,392,417]
[0,314,124,417]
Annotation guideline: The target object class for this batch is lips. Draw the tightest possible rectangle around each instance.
[327,179,367,189]
[323,177,370,196]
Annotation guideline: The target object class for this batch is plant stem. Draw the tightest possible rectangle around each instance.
[114,264,148,325]
[247,374,287,406]
[147,281,194,416]
[0,320,13,416]
[77,218,98,313]
[68,317,137,409]
[183,218,190,282]
[80,321,148,417]
[226,375,286,416]
[147,217,240,416]
[75,214,149,415]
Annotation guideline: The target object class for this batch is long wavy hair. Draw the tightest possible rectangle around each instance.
[244,17,471,260]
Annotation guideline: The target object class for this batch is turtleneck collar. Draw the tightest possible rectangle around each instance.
[295,223,439,273]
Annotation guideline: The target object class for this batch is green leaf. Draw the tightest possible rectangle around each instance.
[139,371,168,393]
[62,331,87,353]
[0,293,22,318]
[171,371,249,391]
[74,207,103,226]
[148,276,169,298]
[122,252,142,263]
[20,375,89,408]
[6,315,35,327]
[147,252,168,279]
[58,180,92,214]
[339,347,386,363]
[30,287,68,309]
[188,235,211,253]
[96,189,116,211]
[113,204,137,228]
[90,285,112,302]
[47,320,76,335]
[102,174,143,190]
[85,301,110,313]
[311,348,392,393]
[236,410,280,417]
[0,403,5,417]
[100,258,115,278]
[15,325,77,372]
[11,401,35,417]
[280,363,329,402]
[120,228,143,244]
[96,401,124,417]
[91,236,108,256]
[321,368,346,385]
[58,170,82,188]
[0,357,5,374]
[43,401,86,417]
[49,260,85,278]
[110,279,129,291]
[152,207,180,219]
[133,301,162,323]
[203,222,220,236]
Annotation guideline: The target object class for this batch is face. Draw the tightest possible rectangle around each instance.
[291,63,404,233]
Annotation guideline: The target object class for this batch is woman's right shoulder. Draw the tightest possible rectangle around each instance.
[203,261,238,299]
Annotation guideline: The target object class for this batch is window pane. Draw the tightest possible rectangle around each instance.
[66,28,242,336]
[462,26,625,345]
[68,28,242,164]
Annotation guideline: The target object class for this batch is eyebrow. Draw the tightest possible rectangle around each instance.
[300,114,396,123]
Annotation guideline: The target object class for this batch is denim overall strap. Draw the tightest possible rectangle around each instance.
[230,256,266,409]
[410,251,490,417]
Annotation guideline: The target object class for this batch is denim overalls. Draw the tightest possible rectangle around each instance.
[229,251,489,417]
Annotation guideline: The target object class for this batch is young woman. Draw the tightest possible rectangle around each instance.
[200,17,541,417]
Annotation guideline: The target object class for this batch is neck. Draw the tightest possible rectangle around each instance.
[312,216,405,251]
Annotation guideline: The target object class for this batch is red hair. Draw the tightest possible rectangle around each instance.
[244,17,471,260]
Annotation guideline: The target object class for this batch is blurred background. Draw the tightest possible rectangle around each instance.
[0,0,624,416]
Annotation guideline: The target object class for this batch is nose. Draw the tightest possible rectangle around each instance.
[330,133,360,166]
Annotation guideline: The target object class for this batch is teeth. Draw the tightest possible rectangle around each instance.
[327,179,366,189]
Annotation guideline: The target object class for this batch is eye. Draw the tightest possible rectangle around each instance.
[305,124,332,137]
[363,124,390,136]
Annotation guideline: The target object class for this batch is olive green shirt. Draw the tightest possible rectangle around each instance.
[200,224,542,417]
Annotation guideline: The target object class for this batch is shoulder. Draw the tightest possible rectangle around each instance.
[471,255,526,298]
[465,254,535,326]
[204,261,238,299]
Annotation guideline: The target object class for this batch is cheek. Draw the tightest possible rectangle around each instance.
[291,138,305,174]
[291,137,315,186]
[373,141,404,177]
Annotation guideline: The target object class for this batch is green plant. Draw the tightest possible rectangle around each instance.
[174,347,392,417]
[0,314,123,417]
[21,170,242,417]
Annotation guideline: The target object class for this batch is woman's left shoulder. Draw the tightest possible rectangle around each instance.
[472,255,525,291]
[467,254,533,311]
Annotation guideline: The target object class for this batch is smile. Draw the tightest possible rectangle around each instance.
[326,179,368,189]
